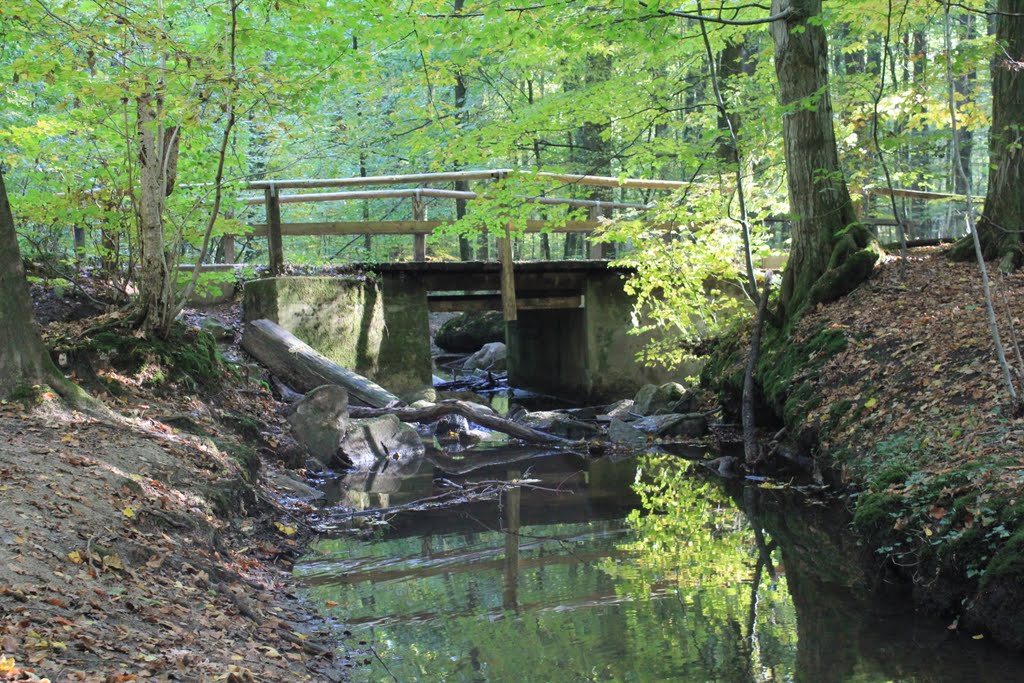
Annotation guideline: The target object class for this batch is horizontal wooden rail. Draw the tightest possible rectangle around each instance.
[864,187,982,202]
[246,170,511,190]
[245,169,687,192]
[242,187,651,211]
[247,219,603,237]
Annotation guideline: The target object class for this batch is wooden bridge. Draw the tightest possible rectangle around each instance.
[224,169,687,327]
[234,168,681,265]
[208,170,965,401]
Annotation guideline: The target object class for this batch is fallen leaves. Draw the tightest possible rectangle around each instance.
[273,522,297,537]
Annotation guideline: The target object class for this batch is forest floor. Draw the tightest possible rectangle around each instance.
[0,298,357,681]
[760,247,1024,647]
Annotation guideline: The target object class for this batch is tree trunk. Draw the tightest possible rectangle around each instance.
[136,91,176,337]
[716,39,744,165]
[771,0,879,320]
[241,318,401,408]
[0,169,80,399]
[953,13,976,198]
[957,0,1024,269]
[572,54,614,259]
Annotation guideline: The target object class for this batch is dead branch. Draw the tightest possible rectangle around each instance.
[348,399,575,444]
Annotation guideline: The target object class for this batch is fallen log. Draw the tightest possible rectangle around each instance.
[349,399,575,445]
[242,318,401,408]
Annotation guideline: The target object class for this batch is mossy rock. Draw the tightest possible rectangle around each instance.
[435,311,506,352]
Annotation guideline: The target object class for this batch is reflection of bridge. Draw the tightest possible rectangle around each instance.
[239,170,691,401]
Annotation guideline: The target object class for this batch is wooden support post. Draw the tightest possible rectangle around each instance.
[412,193,427,261]
[498,221,517,322]
[587,204,606,259]
[264,184,284,275]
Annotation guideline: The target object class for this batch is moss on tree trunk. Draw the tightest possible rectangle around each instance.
[771,0,881,321]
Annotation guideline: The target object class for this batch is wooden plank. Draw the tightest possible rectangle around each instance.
[242,187,650,211]
[246,169,513,191]
[248,219,603,237]
[241,319,401,408]
[264,186,284,275]
[534,172,685,190]
[866,187,981,202]
[498,222,517,322]
[244,169,685,192]
[587,205,605,259]
[427,294,582,313]
[242,188,473,205]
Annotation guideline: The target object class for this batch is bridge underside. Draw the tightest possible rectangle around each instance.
[244,261,683,403]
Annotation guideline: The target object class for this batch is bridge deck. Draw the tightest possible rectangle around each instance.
[368,260,632,294]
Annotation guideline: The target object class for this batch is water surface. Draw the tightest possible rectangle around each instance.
[296,450,1024,682]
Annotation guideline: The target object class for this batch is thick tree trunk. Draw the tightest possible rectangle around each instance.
[0,170,80,399]
[136,91,176,336]
[241,318,401,408]
[771,0,879,320]
[959,0,1024,269]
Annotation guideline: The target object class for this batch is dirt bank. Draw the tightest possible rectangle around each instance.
[705,248,1024,649]
[0,312,354,680]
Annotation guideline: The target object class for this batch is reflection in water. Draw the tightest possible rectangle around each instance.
[296,452,1024,682]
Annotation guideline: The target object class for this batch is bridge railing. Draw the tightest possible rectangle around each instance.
[232,169,685,274]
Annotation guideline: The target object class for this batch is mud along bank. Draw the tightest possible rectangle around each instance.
[703,251,1024,650]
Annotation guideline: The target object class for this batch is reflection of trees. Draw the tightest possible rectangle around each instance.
[602,454,799,682]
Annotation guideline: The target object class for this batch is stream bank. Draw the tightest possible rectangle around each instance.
[0,299,355,681]
[703,248,1024,650]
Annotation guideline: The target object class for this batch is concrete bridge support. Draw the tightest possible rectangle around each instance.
[507,271,684,402]
[242,275,433,401]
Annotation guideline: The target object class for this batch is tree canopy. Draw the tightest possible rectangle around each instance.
[0,0,1014,348]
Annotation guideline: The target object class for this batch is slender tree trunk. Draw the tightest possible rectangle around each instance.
[771,0,879,320]
[953,14,976,197]
[573,53,614,259]
[136,90,176,336]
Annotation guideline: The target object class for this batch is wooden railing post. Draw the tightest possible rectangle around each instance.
[264,182,284,275]
[412,192,427,261]
[498,221,517,322]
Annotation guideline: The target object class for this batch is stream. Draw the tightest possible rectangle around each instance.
[295,441,1024,682]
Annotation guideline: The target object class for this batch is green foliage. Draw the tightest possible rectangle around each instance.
[605,192,773,370]
[841,429,1024,591]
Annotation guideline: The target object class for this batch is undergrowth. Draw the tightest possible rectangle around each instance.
[75,323,226,391]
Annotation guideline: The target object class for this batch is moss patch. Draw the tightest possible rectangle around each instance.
[757,324,847,430]
[73,323,223,390]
